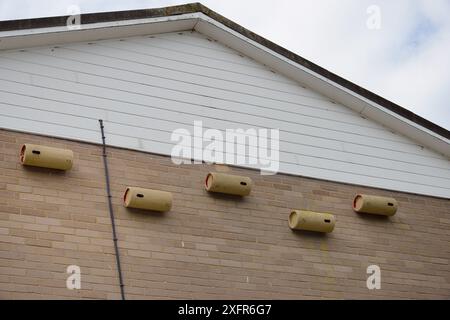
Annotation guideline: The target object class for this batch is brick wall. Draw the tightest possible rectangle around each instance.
[0,128,449,299]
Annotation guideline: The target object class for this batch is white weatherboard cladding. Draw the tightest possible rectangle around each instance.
[0,31,449,198]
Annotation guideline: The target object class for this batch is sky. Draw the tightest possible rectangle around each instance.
[1,0,449,130]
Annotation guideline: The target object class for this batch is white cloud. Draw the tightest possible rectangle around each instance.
[1,0,449,129]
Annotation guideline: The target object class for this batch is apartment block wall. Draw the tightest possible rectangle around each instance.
[0,128,449,299]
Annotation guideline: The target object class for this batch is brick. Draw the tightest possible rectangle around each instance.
[44,196,69,205]
[0,205,20,214]
[77,244,103,253]
[64,235,90,244]
[35,217,61,226]
[48,226,75,235]
[51,241,78,250]
[127,250,151,258]
[20,208,47,217]
[0,235,25,244]
[9,228,36,239]
[6,184,33,193]
[23,223,48,232]
[36,232,64,242]
[25,239,52,248]
[19,194,45,202]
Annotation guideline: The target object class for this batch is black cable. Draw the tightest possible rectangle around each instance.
[99,119,125,300]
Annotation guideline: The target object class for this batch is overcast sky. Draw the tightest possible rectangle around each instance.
[1,0,449,130]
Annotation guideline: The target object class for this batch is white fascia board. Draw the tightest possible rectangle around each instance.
[194,14,450,159]
[0,13,200,51]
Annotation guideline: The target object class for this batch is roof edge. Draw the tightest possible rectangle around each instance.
[0,2,448,140]
[0,3,203,31]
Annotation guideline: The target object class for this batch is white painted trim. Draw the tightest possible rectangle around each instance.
[0,13,200,38]
[0,13,200,51]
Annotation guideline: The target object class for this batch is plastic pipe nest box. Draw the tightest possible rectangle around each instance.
[353,194,398,216]
[289,210,336,233]
[205,172,252,196]
[20,144,73,170]
[123,187,172,212]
